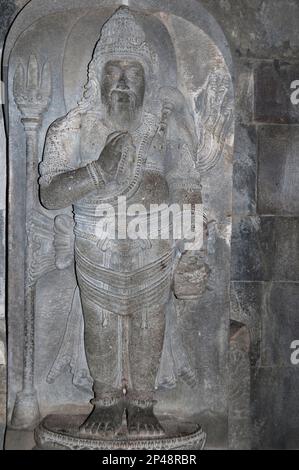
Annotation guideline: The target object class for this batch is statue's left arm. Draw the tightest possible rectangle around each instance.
[161,87,209,299]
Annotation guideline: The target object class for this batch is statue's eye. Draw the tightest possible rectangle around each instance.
[127,69,143,80]
[106,68,120,79]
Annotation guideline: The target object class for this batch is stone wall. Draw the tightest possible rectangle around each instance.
[198,0,299,450]
[1,0,299,449]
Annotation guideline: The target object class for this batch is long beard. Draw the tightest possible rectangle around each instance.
[108,90,140,128]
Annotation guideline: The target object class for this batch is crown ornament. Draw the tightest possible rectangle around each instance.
[93,6,157,74]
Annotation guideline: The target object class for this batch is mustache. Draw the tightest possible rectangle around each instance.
[109,89,139,111]
[109,88,137,101]
[106,89,142,124]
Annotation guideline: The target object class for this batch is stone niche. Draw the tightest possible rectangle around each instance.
[3,0,234,449]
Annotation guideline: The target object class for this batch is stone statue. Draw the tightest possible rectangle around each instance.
[39,6,206,441]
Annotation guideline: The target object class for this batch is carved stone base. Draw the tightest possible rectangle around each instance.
[35,415,206,450]
[11,390,41,430]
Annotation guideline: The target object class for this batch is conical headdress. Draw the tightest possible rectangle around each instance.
[93,6,157,75]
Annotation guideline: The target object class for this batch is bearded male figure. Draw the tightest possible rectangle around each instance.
[39,7,204,438]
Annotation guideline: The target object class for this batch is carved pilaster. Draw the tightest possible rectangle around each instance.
[11,55,52,429]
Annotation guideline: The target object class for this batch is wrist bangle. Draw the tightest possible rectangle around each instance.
[87,161,105,189]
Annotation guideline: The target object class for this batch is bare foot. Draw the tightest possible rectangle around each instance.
[127,404,165,437]
[80,402,124,436]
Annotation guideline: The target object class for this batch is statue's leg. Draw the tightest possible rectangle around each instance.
[79,297,124,435]
[127,305,166,436]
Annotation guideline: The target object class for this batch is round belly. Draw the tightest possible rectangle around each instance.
[74,171,174,315]
[73,170,174,270]
[130,170,170,208]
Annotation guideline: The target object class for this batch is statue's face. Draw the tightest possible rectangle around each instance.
[100,59,145,128]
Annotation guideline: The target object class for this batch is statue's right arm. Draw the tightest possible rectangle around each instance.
[39,116,131,210]
[40,164,103,210]
[39,114,105,210]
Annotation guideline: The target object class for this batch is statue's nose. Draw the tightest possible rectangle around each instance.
[117,74,129,90]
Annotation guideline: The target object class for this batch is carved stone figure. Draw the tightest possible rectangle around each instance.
[6,0,235,450]
[38,6,206,441]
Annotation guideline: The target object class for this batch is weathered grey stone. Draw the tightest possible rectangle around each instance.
[0,0,16,43]
[0,365,6,449]
[2,0,299,453]
[232,216,299,281]
[229,418,251,450]
[0,210,4,319]
[257,125,299,215]
[231,280,299,368]
[230,282,263,367]
[0,104,6,322]
[200,0,299,59]
[234,59,254,125]
[260,282,299,367]
[233,124,257,216]
[0,423,5,449]
[228,321,251,449]
[255,62,299,124]
[251,367,299,449]
[4,429,35,450]
[194,411,228,450]
[0,366,5,394]
[4,1,234,450]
